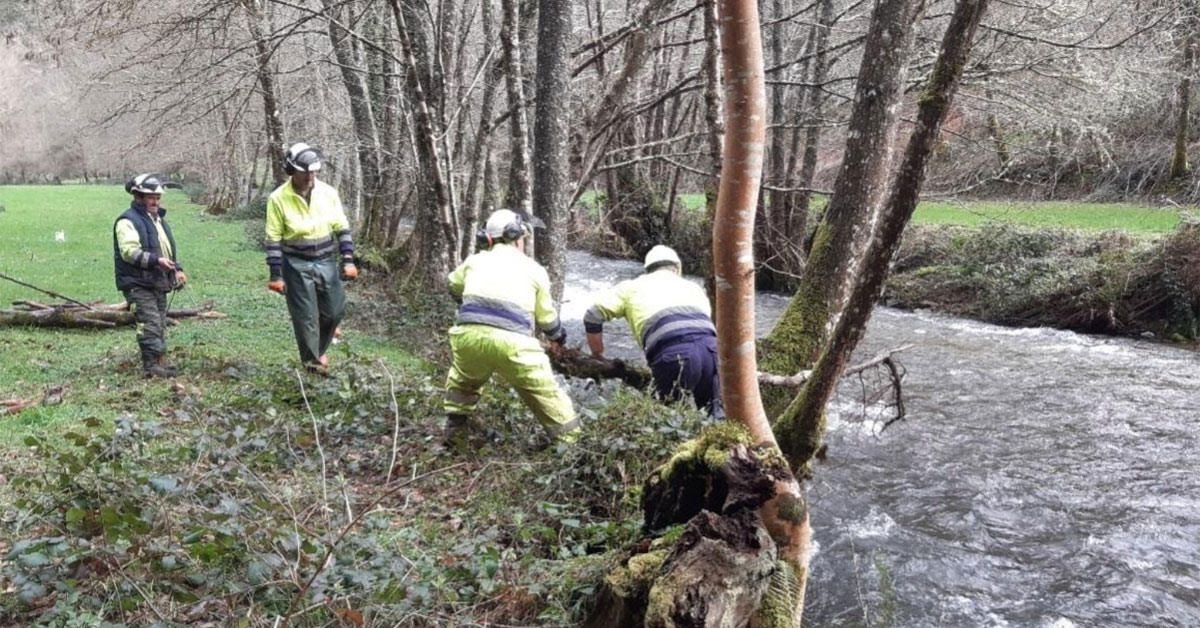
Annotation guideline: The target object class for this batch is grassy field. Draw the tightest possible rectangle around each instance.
[669,193,1186,234]
[0,184,418,442]
[910,199,1183,233]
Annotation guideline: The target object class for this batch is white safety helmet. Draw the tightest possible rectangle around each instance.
[644,245,682,271]
[484,209,537,243]
[125,173,168,196]
[283,142,323,174]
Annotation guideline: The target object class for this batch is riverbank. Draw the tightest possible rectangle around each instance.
[886,220,1200,343]
[580,199,1200,344]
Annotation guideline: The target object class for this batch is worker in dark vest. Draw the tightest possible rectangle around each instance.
[113,173,187,378]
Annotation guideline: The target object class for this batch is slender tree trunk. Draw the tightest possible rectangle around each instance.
[533,0,572,298]
[759,0,926,416]
[461,0,503,259]
[1172,28,1197,179]
[777,0,989,473]
[713,0,810,623]
[502,0,533,217]
[701,0,723,292]
[242,0,286,185]
[389,0,459,285]
[321,0,384,241]
[792,0,835,258]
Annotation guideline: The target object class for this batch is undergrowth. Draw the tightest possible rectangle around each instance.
[0,351,712,625]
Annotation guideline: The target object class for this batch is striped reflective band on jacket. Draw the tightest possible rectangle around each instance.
[277,232,340,259]
[641,306,717,362]
[456,295,536,335]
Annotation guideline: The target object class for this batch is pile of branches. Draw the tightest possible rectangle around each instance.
[0,299,224,329]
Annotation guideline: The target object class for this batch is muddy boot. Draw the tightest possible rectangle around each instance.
[142,352,176,379]
[156,356,179,376]
[443,414,471,452]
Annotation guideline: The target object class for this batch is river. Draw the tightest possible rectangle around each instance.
[561,250,1200,627]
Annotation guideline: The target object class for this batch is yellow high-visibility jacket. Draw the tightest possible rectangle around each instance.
[584,269,715,359]
[448,243,564,340]
[265,179,353,279]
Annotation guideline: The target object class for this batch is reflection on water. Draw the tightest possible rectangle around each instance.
[563,250,1200,626]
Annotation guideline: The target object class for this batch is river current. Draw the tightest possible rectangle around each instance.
[560,250,1200,627]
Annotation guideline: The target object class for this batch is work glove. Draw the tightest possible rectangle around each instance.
[268,279,286,294]
[548,328,567,347]
[342,263,359,280]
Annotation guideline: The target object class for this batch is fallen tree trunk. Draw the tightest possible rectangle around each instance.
[549,344,911,390]
[547,346,654,389]
[1,300,226,329]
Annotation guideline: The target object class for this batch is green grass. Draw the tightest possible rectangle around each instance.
[910,199,1184,233]
[0,184,418,443]
[670,192,1184,234]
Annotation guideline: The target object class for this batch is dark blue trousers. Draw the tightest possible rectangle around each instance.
[648,334,724,418]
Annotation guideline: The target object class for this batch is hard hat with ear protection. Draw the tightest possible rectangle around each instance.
[125,173,170,195]
[481,209,546,247]
[484,209,527,242]
[283,142,323,175]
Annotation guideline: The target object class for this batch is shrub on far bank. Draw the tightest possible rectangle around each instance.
[887,220,1200,341]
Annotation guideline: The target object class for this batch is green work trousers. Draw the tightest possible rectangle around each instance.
[444,324,579,441]
[124,286,169,359]
[282,255,345,366]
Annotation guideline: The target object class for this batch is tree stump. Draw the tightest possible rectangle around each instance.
[584,424,786,628]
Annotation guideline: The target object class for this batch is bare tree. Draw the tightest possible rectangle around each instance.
[776,0,991,471]
[532,0,572,298]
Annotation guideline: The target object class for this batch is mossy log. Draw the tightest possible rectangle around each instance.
[585,424,793,628]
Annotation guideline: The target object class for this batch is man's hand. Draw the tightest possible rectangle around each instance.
[586,332,605,358]
[174,271,188,287]
[156,257,176,271]
[342,263,359,280]
[268,279,286,294]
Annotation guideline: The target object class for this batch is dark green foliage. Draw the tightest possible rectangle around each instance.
[0,353,712,625]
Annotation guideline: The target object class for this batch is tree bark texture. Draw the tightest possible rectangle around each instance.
[389,0,459,286]
[776,0,990,473]
[321,0,384,240]
[533,0,572,299]
[712,0,811,624]
[583,430,793,628]
[501,0,534,218]
[758,0,925,420]
[1172,26,1197,179]
[242,0,287,186]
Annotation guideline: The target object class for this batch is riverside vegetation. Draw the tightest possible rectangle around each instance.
[0,184,1196,624]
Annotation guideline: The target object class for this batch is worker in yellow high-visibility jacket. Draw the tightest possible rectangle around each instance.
[264,143,358,375]
[443,209,579,448]
[585,245,723,418]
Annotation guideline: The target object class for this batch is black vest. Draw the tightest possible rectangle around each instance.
[113,203,179,292]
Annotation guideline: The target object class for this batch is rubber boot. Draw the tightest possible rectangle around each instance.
[443,414,471,452]
[142,352,175,379]
[157,355,179,376]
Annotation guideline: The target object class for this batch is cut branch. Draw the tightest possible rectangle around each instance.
[758,344,913,387]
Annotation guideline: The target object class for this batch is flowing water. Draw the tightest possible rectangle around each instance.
[561,250,1200,627]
